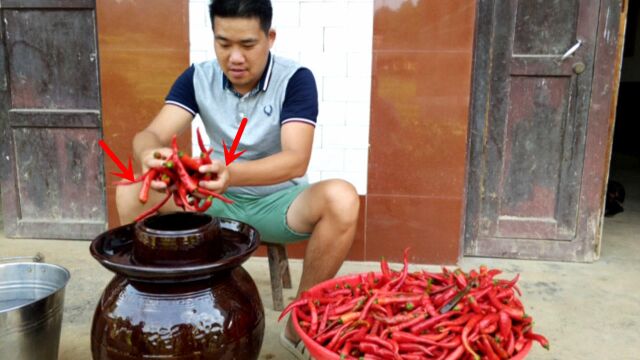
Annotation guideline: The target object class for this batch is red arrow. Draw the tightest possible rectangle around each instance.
[98,139,136,182]
[223,117,248,165]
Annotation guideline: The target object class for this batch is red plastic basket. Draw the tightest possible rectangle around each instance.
[291,272,533,360]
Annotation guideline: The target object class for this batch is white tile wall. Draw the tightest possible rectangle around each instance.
[188,0,373,194]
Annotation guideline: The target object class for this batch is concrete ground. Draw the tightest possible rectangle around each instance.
[1,156,638,359]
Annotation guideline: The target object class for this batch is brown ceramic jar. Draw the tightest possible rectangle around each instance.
[90,213,264,359]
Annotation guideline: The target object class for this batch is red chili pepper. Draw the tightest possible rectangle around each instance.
[378,257,392,286]
[524,331,550,350]
[443,345,464,360]
[439,314,473,328]
[481,323,498,334]
[479,335,500,360]
[178,185,196,212]
[507,330,515,356]
[398,343,435,356]
[376,294,422,306]
[171,153,198,193]
[278,298,307,321]
[453,269,468,289]
[172,192,184,209]
[325,323,353,351]
[488,289,525,320]
[138,169,158,204]
[410,312,454,334]
[487,335,509,359]
[461,314,482,360]
[506,340,532,360]
[467,295,483,314]
[194,196,213,212]
[478,313,499,330]
[498,310,511,340]
[331,296,366,316]
[113,169,151,186]
[196,187,234,204]
[178,151,201,171]
[325,289,353,297]
[337,311,361,324]
[196,127,212,164]
[358,342,381,354]
[388,248,410,292]
[391,331,460,349]
[307,299,319,337]
[134,191,171,222]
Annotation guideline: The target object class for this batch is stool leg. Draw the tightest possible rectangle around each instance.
[277,245,292,289]
[267,245,284,311]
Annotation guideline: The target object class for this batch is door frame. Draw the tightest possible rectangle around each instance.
[462,0,626,262]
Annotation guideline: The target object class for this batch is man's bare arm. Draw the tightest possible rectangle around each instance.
[133,104,194,170]
[228,122,314,186]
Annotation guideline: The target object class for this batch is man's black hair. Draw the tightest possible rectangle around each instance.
[209,0,273,34]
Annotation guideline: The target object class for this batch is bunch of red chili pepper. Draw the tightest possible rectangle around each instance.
[118,129,232,222]
[280,249,549,360]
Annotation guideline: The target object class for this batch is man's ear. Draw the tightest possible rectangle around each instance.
[268,29,276,47]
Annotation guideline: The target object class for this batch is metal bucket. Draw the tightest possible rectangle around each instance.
[0,261,70,360]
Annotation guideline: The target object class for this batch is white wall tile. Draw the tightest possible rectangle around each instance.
[322,76,349,102]
[318,101,347,126]
[346,101,371,126]
[313,124,323,149]
[347,76,372,102]
[322,125,369,149]
[300,2,347,28]
[344,148,369,173]
[273,26,324,53]
[323,27,350,52]
[308,148,345,172]
[300,51,347,78]
[347,2,374,31]
[189,1,208,29]
[272,1,300,28]
[307,171,322,184]
[191,50,210,64]
[348,52,372,77]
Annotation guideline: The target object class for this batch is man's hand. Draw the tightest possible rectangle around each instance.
[198,159,230,194]
[140,147,173,191]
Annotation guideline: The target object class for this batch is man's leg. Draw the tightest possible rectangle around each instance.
[115,181,184,225]
[283,179,360,341]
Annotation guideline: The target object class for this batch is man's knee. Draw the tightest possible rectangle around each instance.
[323,179,360,225]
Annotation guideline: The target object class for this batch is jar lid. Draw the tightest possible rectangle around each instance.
[89,217,261,282]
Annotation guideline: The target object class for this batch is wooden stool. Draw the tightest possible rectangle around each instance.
[266,243,292,311]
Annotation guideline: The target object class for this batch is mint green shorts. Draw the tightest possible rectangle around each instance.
[206,184,311,244]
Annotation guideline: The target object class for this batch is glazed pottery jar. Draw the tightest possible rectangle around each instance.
[90,212,264,359]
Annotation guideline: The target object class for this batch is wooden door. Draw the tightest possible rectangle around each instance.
[464,0,623,261]
[0,0,106,239]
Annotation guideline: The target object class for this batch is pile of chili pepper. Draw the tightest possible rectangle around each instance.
[280,249,549,360]
[118,129,232,222]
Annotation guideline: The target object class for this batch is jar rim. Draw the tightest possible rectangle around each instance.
[135,212,217,237]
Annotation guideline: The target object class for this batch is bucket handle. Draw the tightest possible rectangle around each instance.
[0,253,45,263]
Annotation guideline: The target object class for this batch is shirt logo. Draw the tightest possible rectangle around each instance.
[264,105,273,116]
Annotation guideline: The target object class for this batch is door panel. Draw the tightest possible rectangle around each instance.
[5,9,100,109]
[0,1,106,239]
[464,0,623,261]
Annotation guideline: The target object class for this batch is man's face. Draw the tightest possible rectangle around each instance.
[213,17,275,95]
